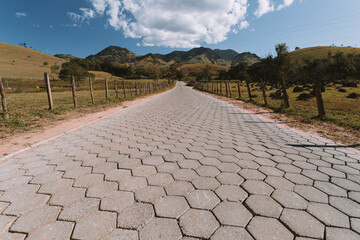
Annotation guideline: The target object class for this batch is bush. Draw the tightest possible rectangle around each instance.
[342,81,358,88]
[296,93,315,101]
[186,80,195,86]
[347,93,360,99]
[293,86,304,92]
[338,88,347,93]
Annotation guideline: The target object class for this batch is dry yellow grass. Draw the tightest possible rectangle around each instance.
[89,71,123,79]
[0,42,67,78]
[291,46,360,64]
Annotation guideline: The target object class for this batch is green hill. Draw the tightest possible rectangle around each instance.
[290,46,360,64]
[86,46,138,64]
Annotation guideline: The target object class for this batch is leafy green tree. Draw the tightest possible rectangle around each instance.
[59,60,93,87]
[50,63,60,80]
[274,43,293,108]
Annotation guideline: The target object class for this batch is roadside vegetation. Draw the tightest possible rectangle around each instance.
[192,43,360,134]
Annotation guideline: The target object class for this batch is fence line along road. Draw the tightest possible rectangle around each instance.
[0,73,175,116]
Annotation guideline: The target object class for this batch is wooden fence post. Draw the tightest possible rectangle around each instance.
[280,76,290,108]
[105,78,109,100]
[122,80,126,99]
[114,80,119,98]
[89,77,95,104]
[0,76,9,118]
[220,82,222,96]
[237,81,242,99]
[44,72,54,110]
[225,81,229,96]
[260,79,268,106]
[130,82,133,97]
[145,82,148,95]
[71,76,78,108]
[245,80,252,101]
[228,82,232,98]
[314,78,326,117]
[135,82,138,95]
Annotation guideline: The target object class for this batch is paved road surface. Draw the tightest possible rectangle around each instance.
[0,82,359,239]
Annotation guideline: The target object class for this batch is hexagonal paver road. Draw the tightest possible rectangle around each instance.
[0,82,359,239]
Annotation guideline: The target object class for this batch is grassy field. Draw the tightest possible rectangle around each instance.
[290,46,360,64]
[0,79,173,136]
[199,82,360,130]
[0,42,67,78]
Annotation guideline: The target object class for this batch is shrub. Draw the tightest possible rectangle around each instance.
[296,93,315,101]
[293,86,304,92]
[347,93,360,99]
[338,88,347,93]
[342,81,358,88]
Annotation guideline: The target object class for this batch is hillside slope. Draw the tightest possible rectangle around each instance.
[290,46,360,63]
[86,46,138,64]
[0,42,67,78]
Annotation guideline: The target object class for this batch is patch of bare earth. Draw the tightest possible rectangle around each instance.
[194,88,360,147]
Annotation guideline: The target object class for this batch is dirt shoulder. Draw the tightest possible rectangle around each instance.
[0,91,166,158]
[193,88,360,147]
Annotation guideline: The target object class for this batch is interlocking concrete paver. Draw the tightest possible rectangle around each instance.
[49,187,85,206]
[2,193,49,215]
[72,211,116,240]
[212,226,254,240]
[247,217,293,240]
[280,208,324,238]
[10,205,60,233]
[272,189,308,210]
[135,186,166,203]
[180,209,219,238]
[186,190,220,210]
[26,221,74,240]
[307,202,350,228]
[0,82,359,239]
[117,203,154,230]
[100,191,134,212]
[213,201,252,227]
[215,185,248,202]
[154,196,189,218]
[245,195,283,218]
[58,197,99,221]
[326,227,360,240]
[101,229,138,240]
[0,215,15,232]
[0,232,26,240]
[140,218,182,240]
[165,181,194,196]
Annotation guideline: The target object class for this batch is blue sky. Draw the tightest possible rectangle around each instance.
[1,0,360,58]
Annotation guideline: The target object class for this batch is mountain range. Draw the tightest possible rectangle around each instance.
[84,46,260,67]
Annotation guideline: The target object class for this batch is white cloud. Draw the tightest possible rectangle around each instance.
[254,0,274,18]
[277,0,294,10]
[74,0,249,48]
[15,12,27,18]
[240,20,250,29]
[67,12,85,23]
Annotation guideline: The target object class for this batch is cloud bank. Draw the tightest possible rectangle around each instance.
[70,0,296,48]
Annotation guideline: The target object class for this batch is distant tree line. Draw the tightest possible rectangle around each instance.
[57,58,184,84]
